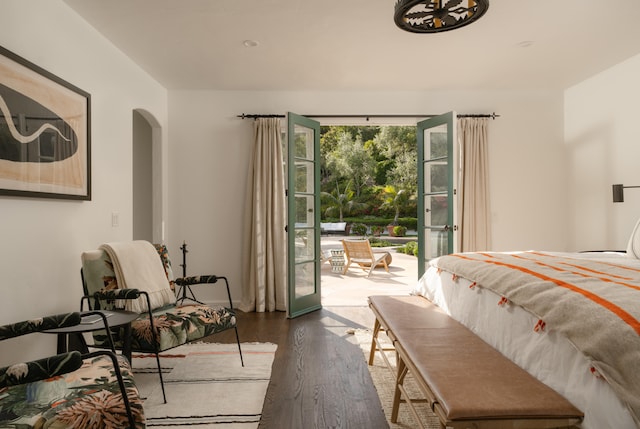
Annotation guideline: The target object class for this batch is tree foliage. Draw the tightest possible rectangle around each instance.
[320,181,366,222]
[380,185,414,225]
[320,125,418,221]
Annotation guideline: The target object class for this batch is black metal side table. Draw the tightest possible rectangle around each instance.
[44,310,138,361]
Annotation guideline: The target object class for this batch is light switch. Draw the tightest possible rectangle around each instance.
[112,212,119,227]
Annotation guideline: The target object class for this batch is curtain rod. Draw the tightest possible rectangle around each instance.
[237,112,499,120]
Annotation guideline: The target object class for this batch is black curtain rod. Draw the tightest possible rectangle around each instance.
[238,114,285,119]
[238,112,499,120]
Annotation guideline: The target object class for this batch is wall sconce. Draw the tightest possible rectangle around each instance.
[612,184,640,203]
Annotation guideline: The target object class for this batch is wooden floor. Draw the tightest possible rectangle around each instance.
[212,306,389,428]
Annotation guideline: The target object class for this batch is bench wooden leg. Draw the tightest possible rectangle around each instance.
[392,357,407,423]
[368,318,380,365]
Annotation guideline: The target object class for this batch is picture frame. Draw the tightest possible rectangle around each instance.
[0,45,91,200]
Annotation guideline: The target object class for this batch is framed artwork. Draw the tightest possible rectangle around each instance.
[0,46,91,200]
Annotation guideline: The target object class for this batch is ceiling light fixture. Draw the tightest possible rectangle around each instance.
[395,0,490,34]
[243,40,259,48]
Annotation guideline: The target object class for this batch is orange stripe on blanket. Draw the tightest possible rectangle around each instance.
[453,254,640,335]
[530,251,640,276]
[512,253,640,292]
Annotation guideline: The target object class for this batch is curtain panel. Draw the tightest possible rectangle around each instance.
[240,118,287,312]
[457,117,492,252]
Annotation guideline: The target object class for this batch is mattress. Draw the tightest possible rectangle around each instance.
[413,251,640,429]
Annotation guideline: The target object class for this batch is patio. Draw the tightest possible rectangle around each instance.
[320,235,419,306]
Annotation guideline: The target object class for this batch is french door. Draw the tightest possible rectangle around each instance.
[286,112,322,318]
[417,112,457,277]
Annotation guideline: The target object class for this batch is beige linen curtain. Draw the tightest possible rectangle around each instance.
[240,118,287,312]
[457,118,492,252]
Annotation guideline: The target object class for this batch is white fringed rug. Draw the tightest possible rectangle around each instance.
[132,342,277,428]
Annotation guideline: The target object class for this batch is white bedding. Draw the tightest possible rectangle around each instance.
[414,251,638,429]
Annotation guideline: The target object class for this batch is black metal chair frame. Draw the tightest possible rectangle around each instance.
[81,271,244,404]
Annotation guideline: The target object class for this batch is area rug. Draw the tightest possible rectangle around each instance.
[352,329,440,429]
[132,342,277,428]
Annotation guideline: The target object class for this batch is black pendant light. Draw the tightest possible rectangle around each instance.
[395,0,490,33]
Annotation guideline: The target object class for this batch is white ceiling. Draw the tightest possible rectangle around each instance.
[63,0,640,91]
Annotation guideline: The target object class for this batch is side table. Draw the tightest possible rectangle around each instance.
[330,248,345,273]
[44,310,138,361]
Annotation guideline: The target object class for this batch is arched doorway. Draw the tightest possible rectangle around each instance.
[132,109,163,243]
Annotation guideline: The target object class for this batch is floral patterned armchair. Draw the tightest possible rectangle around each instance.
[0,312,144,428]
[80,241,243,403]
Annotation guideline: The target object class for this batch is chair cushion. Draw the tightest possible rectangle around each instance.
[154,243,176,289]
[94,304,237,352]
[0,354,144,428]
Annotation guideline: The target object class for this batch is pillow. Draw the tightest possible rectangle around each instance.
[626,218,640,258]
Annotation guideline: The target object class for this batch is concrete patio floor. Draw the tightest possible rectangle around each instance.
[320,235,419,306]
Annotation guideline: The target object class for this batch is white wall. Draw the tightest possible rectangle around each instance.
[4,1,609,364]
[0,0,168,363]
[565,53,640,251]
[168,89,568,304]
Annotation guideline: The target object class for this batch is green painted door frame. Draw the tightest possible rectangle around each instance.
[417,112,457,277]
[287,112,322,318]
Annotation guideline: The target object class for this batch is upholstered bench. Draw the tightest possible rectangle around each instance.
[368,295,584,429]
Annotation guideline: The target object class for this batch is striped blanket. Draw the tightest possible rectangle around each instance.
[432,251,640,426]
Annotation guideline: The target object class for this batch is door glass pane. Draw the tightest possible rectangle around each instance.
[295,161,314,193]
[429,129,448,158]
[294,125,313,159]
[295,261,315,298]
[294,228,315,262]
[428,195,448,227]
[294,195,315,227]
[426,163,448,193]
[423,228,449,259]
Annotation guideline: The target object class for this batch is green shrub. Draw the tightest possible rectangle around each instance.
[369,238,395,248]
[398,241,418,257]
[370,225,385,235]
[393,225,407,237]
[351,222,368,236]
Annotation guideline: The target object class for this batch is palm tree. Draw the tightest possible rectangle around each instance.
[380,185,412,225]
[321,181,366,222]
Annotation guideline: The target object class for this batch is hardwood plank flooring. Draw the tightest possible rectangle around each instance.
[211,306,389,428]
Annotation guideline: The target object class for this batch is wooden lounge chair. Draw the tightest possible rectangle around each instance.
[341,239,392,277]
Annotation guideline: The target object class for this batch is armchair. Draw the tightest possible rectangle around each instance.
[0,312,143,428]
[80,240,243,403]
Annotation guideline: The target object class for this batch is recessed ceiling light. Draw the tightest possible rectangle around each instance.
[516,40,534,48]
[243,40,259,48]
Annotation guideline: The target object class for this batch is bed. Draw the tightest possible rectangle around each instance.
[413,221,640,429]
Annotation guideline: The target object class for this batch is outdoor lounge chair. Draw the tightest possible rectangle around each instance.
[341,239,392,277]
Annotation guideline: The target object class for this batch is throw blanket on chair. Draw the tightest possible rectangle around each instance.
[100,241,176,313]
